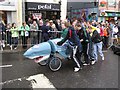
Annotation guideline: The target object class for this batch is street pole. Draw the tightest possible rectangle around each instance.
[59,0,61,20]
[22,0,26,22]
[70,6,72,20]
[59,0,61,26]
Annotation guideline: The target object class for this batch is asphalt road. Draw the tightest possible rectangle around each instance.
[0,50,119,89]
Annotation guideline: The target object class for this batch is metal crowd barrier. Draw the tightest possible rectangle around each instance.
[0,29,61,51]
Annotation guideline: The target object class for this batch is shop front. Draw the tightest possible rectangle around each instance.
[0,1,17,24]
[25,2,60,21]
[99,11,120,22]
[67,1,99,21]
[68,8,98,22]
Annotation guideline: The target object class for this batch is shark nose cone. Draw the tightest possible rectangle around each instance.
[23,49,32,58]
[23,42,51,59]
[23,51,28,57]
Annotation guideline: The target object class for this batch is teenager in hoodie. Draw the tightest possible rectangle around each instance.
[57,21,83,72]
[75,23,90,65]
[88,26,105,65]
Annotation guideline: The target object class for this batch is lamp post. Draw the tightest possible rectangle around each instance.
[70,6,72,20]
[59,0,61,20]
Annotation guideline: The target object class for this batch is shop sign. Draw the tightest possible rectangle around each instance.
[115,13,120,17]
[107,12,115,17]
[100,9,107,16]
[101,12,105,16]
[99,0,107,7]
[26,2,60,11]
[38,4,51,10]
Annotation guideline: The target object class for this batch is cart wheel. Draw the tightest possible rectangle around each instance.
[38,60,48,66]
[49,57,62,72]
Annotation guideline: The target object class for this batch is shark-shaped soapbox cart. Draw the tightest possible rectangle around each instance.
[24,38,73,71]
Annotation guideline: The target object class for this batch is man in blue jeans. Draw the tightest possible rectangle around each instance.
[88,26,104,65]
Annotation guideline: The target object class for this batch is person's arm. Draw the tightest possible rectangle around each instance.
[36,25,39,30]
[19,26,24,31]
[10,28,14,34]
[57,30,69,45]
[83,29,89,43]
[25,25,30,31]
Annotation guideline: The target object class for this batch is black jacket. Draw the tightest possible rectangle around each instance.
[77,27,89,44]
[57,26,82,51]
[41,25,50,41]
[91,30,102,43]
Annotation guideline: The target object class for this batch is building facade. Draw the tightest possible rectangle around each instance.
[99,0,120,22]
[22,0,67,26]
[0,0,18,24]
[0,0,67,26]
[67,0,99,21]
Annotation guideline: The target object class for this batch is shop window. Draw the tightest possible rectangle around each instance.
[2,11,7,24]
[119,1,120,8]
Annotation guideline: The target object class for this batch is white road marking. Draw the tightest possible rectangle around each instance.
[27,74,56,89]
[0,65,12,68]
[0,74,56,89]
[0,77,26,85]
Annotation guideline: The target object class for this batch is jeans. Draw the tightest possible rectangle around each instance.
[93,42,104,61]
[88,42,95,60]
[81,43,90,64]
[12,37,18,48]
[21,36,28,49]
[31,36,38,46]
[7,31,12,45]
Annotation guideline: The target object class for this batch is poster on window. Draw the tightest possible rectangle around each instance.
[32,13,42,20]
[108,0,116,7]
[0,0,5,2]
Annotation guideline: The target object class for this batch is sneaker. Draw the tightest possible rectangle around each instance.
[14,47,17,50]
[10,45,13,50]
[1,46,3,51]
[7,44,10,46]
[74,67,81,72]
[102,57,105,60]
[67,55,71,60]
[3,44,5,48]
[83,63,90,66]
[91,61,96,65]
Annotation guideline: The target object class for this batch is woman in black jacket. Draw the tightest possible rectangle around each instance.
[76,23,90,65]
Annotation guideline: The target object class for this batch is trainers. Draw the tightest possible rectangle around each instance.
[10,45,13,50]
[3,44,5,47]
[7,44,10,46]
[74,67,81,72]
[91,61,96,65]
[102,57,105,60]
[83,63,90,66]
[14,47,17,50]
